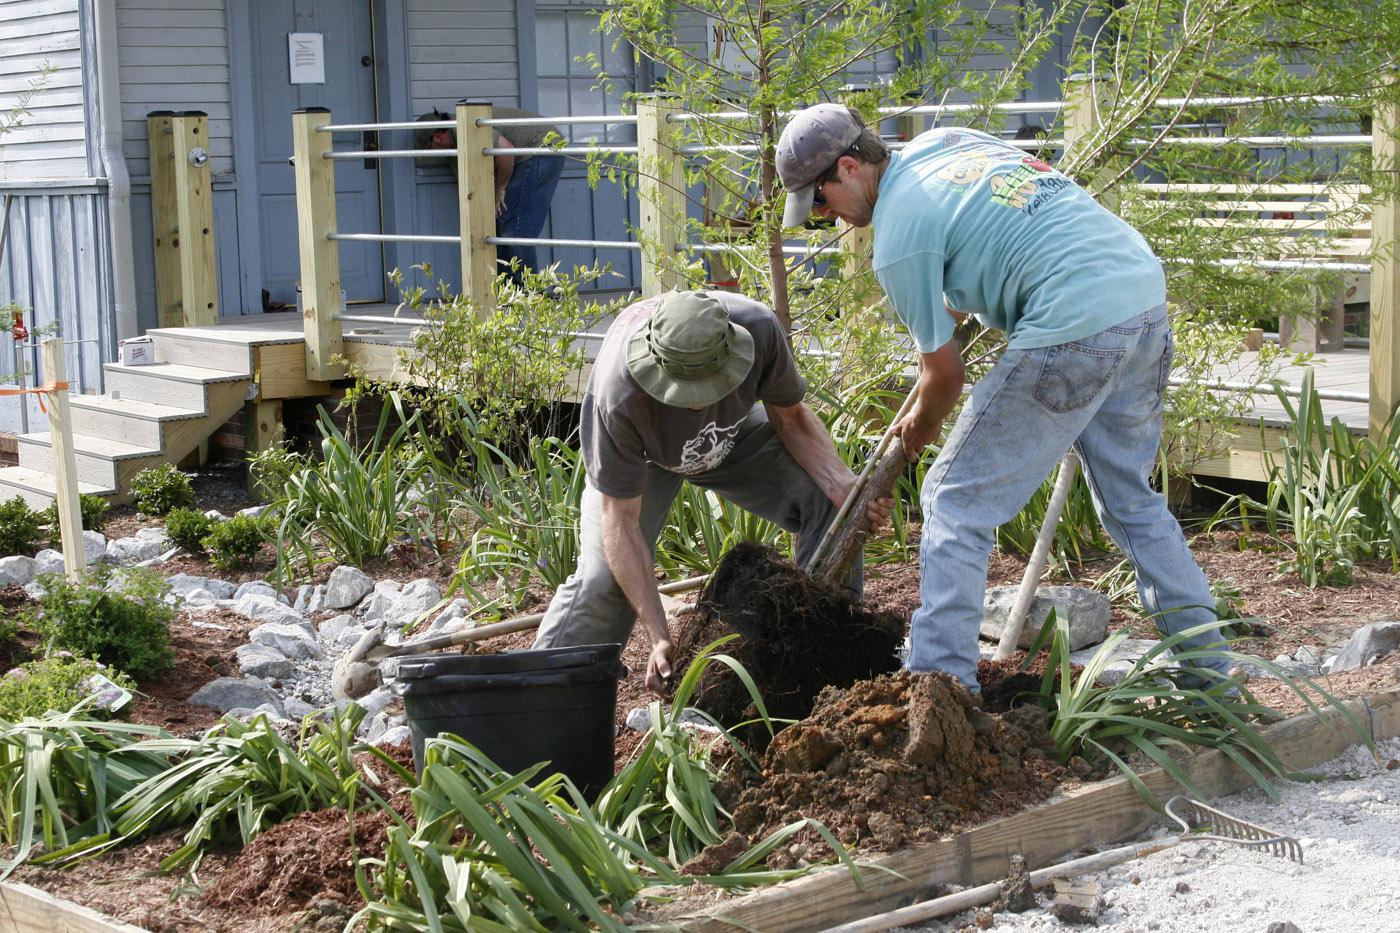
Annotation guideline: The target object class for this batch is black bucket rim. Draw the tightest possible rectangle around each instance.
[395,642,623,680]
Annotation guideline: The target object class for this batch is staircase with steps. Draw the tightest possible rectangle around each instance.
[0,332,254,508]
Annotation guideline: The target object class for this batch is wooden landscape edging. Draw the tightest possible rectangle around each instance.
[0,880,150,933]
[678,685,1400,932]
[2,687,1397,933]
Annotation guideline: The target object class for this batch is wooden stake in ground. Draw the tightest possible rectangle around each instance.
[42,337,84,580]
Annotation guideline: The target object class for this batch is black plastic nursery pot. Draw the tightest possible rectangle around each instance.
[396,643,624,798]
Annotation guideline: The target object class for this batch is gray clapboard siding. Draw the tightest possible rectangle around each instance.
[115,0,232,178]
[408,0,518,114]
[0,0,88,180]
[0,186,114,433]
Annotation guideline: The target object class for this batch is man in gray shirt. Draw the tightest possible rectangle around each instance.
[534,289,888,693]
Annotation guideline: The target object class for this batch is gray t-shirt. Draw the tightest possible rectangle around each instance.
[582,293,806,499]
[493,106,558,165]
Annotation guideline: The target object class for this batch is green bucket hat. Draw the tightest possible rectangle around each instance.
[626,290,756,408]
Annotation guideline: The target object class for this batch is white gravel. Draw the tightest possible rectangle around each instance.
[905,737,1400,933]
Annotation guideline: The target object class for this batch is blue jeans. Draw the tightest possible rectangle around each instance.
[497,154,565,283]
[907,305,1231,690]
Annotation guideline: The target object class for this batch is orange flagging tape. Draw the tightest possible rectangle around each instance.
[0,381,71,414]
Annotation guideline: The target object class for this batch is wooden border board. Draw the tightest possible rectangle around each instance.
[674,686,1400,932]
[4,688,1397,933]
[0,880,150,933]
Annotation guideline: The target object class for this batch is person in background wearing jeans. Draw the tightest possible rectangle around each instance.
[424,105,565,284]
[490,106,565,283]
[775,103,1237,693]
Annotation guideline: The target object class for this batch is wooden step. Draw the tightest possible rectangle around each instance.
[16,432,161,490]
[150,332,254,375]
[104,362,248,410]
[0,466,112,510]
[69,396,206,448]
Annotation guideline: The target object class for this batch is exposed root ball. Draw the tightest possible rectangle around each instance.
[673,542,904,745]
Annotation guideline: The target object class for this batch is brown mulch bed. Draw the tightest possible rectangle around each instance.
[7,525,1400,930]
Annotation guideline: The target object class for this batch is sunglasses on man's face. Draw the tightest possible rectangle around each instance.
[810,143,858,208]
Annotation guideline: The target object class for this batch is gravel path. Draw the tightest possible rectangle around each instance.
[905,737,1400,933]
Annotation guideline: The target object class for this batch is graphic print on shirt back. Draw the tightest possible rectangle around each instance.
[933,141,1072,217]
[674,419,744,475]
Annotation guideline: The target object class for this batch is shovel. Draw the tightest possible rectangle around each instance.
[329,574,710,701]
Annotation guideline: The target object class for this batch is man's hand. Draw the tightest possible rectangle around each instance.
[893,404,942,461]
[645,638,674,695]
[495,186,508,217]
[838,474,894,532]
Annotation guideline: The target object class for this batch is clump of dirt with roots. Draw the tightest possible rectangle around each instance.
[672,543,1065,864]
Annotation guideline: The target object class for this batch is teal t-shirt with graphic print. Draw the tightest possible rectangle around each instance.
[871,127,1165,353]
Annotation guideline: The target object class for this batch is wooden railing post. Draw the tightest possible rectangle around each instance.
[168,112,219,326]
[292,107,345,381]
[1371,86,1400,441]
[456,100,498,315]
[147,111,183,329]
[637,96,686,296]
[42,337,83,580]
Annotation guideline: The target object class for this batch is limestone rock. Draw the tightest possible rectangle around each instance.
[249,622,323,660]
[385,579,442,628]
[234,580,285,604]
[106,535,163,565]
[323,566,374,610]
[1068,638,1161,685]
[34,549,64,576]
[189,677,285,716]
[232,592,305,628]
[981,585,1110,651]
[82,531,108,566]
[1327,622,1400,672]
[0,555,37,586]
[236,644,294,680]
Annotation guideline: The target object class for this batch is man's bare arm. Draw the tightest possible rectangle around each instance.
[599,492,672,692]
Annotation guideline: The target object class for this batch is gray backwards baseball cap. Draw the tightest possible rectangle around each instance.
[776,103,864,227]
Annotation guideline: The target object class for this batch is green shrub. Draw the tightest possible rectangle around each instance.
[0,655,135,721]
[0,497,42,556]
[129,464,194,516]
[26,566,174,680]
[43,494,111,539]
[165,507,215,555]
[202,515,267,571]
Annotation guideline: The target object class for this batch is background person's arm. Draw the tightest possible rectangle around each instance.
[493,135,515,216]
[599,491,672,692]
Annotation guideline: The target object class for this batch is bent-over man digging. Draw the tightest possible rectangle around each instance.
[533,289,889,693]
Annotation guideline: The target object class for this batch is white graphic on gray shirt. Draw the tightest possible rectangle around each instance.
[674,419,743,475]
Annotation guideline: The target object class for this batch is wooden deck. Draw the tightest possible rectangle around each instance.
[171,311,1375,484]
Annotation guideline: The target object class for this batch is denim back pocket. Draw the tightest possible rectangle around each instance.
[1033,342,1125,413]
[1156,330,1176,398]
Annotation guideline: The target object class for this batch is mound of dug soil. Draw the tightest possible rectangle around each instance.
[718,670,1063,863]
[673,542,904,744]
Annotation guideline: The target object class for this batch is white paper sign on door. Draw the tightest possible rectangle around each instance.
[288,33,325,84]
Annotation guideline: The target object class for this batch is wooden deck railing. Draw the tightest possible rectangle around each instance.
[272,84,1400,441]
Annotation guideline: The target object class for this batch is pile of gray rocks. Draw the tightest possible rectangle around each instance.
[0,510,479,748]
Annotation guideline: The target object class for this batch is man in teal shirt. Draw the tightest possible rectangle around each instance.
[776,103,1234,692]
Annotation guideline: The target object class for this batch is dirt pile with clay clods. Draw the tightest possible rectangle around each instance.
[716,670,1064,864]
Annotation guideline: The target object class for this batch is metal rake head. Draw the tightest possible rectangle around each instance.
[1165,795,1304,864]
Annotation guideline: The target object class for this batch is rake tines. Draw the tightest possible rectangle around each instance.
[1165,795,1304,864]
